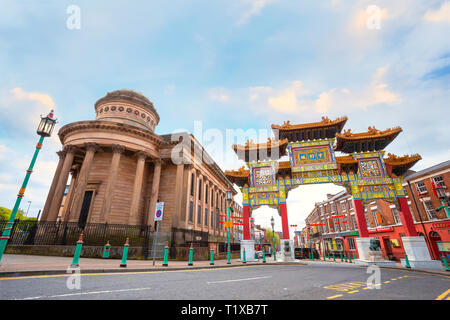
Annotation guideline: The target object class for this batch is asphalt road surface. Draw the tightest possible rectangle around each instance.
[1,264,449,300]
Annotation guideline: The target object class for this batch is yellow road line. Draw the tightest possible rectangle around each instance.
[0,265,260,281]
[348,290,359,294]
[391,278,397,281]
[327,294,343,299]
[384,281,391,284]
[436,288,450,300]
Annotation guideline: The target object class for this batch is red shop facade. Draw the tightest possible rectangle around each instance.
[341,220,450,261]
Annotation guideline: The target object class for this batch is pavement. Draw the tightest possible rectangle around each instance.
[0,253,448,278]
[0,253,303,277]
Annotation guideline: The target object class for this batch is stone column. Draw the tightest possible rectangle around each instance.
[173,163,185,228]
[128,151,148,225]
[61,169,78,222]
[70,143,99,223]
[40,150,66,221]
[147,159,162,226]
[184,168,193,226]
[46,145,76,222]
[99,144,125,223]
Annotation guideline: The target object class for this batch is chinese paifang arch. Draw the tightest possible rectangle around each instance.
[224,116,421,243]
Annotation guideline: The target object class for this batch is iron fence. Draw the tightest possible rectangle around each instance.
[0,220,241,258]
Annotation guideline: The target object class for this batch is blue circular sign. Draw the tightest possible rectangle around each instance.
[156,209,162,218]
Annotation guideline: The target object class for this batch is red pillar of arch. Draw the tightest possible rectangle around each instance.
[352,198,369,238]
[243,204,251,240]
[397,196,417,237]
[280,203,290,239]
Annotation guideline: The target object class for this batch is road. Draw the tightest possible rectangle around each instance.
[1,263,449,300]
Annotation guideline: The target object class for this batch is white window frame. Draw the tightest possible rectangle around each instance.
[347,237,356,250]
[432,176,446,188]
[415,181,427,194]
[372,211,380,227]
[391,207,402,225]
[423,200,437,220]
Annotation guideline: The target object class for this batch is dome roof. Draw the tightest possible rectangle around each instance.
[95,89,160,123]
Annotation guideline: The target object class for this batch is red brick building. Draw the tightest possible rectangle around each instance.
[304,160,450,261]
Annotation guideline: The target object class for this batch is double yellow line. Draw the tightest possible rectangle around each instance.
[436,288,450,300]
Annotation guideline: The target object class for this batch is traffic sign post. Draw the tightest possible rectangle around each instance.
[152,202,164,266]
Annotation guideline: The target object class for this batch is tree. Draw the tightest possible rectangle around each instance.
[265,228,280,247]
[0,207,37,221]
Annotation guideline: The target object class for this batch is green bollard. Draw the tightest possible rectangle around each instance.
[340,253,343,262]
[102,241,111,259]
[353,253,356,261]
[162,241,169,267]
[120,238,129,268]
[323,252,326,261]
[243,248,247,264]
[404,254,411,268]
[188,243,194,266]
[262,251,266,263]
[210,249,214,266]
[70,233,84,267]
[348,254,352,263]
[441,256,450,272]
[333,254,336,262]
[344,254,348,263]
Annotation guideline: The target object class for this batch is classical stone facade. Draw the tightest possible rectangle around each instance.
[40,90,241,245]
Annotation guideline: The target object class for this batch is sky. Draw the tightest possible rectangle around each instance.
[0,0,449,233]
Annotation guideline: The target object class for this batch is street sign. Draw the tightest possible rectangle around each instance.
[436,241,450,252]
[154,202,165,221]
[224,221,234,228]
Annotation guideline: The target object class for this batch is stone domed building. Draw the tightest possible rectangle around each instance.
[40,90,241,248]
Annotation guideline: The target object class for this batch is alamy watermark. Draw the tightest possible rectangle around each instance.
[66,266,81,290]
[366,5,382,30]
[170,120,281,167]
[66,5,81,30]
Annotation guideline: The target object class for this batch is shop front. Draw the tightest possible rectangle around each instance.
[324,234,345,256]
[341,230,359,258]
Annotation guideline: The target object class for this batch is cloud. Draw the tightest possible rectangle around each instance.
[236,0,275,26]
[212,66,400,118]
[208,87,231,102]
[0,87,56,135]
[0,144,10,159]
[267,81,308,113]
[423,2,450,22]
[10,87,55,108]
[315,66,400,114]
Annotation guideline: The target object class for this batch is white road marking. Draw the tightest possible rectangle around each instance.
[20,287,152,300]
[207,276,271,284]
